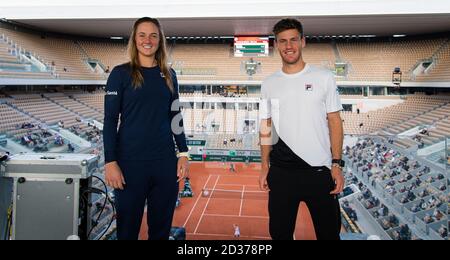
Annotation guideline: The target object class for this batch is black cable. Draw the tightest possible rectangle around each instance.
[95,177,116,240]
[90,175,116,240]
[83,189,105,238]
[86,189,107,239]
[98,195,116,240]
[79,188,93,239]
[93,175,116,240]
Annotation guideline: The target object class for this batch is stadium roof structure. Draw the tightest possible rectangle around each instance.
[1,0,449,38]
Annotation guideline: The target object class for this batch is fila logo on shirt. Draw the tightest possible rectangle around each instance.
[305,84,313,91]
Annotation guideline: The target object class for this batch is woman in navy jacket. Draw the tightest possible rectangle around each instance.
[103,17,189,240]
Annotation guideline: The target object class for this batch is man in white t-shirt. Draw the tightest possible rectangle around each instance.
[259,18,344,240]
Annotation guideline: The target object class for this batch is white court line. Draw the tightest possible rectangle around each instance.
[210,174,257,178]
[204,213,269,219]
[239,185,245,216]
[215,183,259,187]
[188,232,270,240]
[193,175,220,234]
[182,174,212,227]
[212,176,260,178]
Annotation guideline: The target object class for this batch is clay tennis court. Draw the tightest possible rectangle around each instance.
[140,162,316,240]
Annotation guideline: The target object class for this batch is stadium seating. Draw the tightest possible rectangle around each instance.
[1,27,449,83]
[344,137,448,240]
[0,28,103,80]
[337,39,447,81]
[342,94,450,135]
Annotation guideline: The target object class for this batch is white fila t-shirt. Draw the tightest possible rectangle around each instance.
[259,64,343,168]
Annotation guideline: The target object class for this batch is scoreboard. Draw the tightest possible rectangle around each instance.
[234,36,269,57]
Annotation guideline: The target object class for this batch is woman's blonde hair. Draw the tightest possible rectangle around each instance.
[127,17,173,92]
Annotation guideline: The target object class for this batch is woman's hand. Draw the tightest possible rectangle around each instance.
[105,161,126,190]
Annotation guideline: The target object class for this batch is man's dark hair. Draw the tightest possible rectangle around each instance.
[273,18,304,39]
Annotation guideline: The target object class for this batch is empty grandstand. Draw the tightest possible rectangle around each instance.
[2,23,450,84]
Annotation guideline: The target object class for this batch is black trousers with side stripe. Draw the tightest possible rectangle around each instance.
[267,165,341,240]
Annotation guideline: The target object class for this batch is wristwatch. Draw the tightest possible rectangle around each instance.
[332,159,345,169]
[178,152,190,158]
